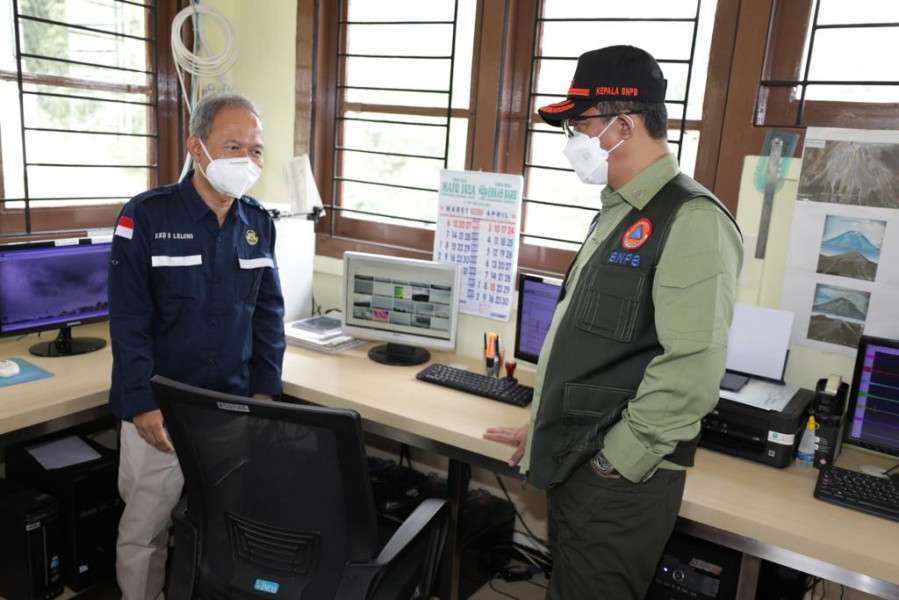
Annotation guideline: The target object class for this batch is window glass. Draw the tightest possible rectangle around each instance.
[334,0,474,229]
[1,0,156,217]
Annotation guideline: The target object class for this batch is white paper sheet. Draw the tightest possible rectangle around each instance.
[719,379,799,412]
[26,435,101,470]
[726,304,794,380]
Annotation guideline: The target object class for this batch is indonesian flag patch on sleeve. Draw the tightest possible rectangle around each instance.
[115,216,134,240]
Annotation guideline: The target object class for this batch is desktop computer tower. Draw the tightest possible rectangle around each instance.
[6,435,123,591]
[645,530,742,600]
[0,478,64,600]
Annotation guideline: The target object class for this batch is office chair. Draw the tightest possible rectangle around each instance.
[151,376,449,599]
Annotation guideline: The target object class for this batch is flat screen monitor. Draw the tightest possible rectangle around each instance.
[341,252,461,366]
[843,335,899,476]
[514,273,562,365]
[0,237,111,356]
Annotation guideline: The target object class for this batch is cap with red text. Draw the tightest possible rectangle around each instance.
[538,45,667,127]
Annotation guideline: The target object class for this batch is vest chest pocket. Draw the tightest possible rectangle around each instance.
[151,242,204,300]
[574,264,646,342]
[236,250,274,303]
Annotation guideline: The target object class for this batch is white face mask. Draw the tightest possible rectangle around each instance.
[197,140,262,198]
[562,118,624,185]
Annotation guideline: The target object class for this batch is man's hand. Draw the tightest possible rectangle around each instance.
[483,424,529,467]
[133,409,174,453]
[252,393,274,402]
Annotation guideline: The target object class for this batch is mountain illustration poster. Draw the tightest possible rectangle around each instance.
[817,215,885,282]
[779,127,899,356]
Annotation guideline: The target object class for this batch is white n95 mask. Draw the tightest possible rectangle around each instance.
[562,118,624,185]
[198,140,262,198]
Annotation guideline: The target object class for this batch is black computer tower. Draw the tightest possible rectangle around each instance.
[0,478,64,600]
[645,530,742,600]
[6,435,123,591]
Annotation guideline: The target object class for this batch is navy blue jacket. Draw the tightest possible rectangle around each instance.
[108,172,286,420]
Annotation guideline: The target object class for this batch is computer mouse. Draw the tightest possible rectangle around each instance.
[0,359,21,378]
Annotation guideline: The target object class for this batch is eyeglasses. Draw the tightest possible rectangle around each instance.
[561,110,648,138]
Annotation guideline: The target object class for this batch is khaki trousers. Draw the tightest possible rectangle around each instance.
[116,421,184,600]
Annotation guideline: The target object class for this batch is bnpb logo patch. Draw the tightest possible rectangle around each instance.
[621,218,652,250]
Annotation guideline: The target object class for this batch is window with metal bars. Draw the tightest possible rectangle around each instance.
[0,0,181,240]
[323,0,475,251]
[522,0,719,251]
[757,0,899,129]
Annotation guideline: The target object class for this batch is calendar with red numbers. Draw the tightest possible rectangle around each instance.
[434,170,523,321]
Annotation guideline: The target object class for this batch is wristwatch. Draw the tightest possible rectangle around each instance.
[591,451,616,475]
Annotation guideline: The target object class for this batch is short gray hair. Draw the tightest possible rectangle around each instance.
[189,92,262,141]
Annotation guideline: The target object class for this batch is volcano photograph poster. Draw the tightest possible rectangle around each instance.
[780,128,899,356]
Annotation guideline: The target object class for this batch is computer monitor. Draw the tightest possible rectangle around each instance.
[0,238,110,356]
[843,335,899,476]
[513,273,562,365]
[341,252,461,366]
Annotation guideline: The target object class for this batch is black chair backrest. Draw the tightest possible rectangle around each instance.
[152,376,380,598]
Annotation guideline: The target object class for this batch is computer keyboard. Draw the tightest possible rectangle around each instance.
[813,466,899,523]
[415,363,534,407]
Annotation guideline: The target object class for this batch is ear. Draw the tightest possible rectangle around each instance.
[616,114,636,140]
[186,136,203,162]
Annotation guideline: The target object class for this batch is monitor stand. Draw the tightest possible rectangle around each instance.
[368,343,430,366]
[29,326,107,357]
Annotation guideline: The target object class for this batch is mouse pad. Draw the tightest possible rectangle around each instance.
[0,358,54,388]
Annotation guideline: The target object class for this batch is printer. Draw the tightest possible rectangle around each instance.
[700,385,813,467]
[701,305,812,467]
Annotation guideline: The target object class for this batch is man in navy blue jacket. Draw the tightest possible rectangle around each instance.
[108,92,285,599]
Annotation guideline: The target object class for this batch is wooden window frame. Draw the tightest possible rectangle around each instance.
[0,0,186,243]
[299,0,739,275]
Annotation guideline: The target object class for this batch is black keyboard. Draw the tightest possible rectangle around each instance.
[814,466,899,523]
[415,363,534,407]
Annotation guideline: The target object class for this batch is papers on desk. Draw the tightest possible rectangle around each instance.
[719,378,799,412]
[26,435,101,470]
[285,316,366,354]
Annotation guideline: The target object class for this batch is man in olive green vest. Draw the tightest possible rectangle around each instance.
[484,46,743,599]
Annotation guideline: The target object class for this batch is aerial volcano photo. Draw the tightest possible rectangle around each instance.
[816,215,886,282]
[798,140,899,208]
[807,283,870,348]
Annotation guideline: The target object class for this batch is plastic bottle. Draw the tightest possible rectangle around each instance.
[796,415,816,468]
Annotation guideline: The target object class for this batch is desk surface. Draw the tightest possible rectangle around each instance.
[2,324,898,591]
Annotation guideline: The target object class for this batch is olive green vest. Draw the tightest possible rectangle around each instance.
[528,174,738,488]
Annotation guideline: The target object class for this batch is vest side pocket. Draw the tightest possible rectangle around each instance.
[553,382,635,457]
[574,264,646,342]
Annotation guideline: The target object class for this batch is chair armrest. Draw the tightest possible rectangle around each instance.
[336,498,449,599]
[166,497,199,600]
[374,498,448,566]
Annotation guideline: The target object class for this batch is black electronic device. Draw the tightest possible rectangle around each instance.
[813,466,899,523]
[645,530,741,600]
[840,335,899,477]
[811,375,849,468]
[6,435,123,591]
[513,273,561,365]
[0,238,111,356]
[700,388,813,467]
[0,478,64,600]
[416,363,533,407]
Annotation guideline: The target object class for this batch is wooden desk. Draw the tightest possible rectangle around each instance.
[2,327,898,599]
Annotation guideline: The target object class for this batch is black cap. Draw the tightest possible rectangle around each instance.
[538,45,668,127]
